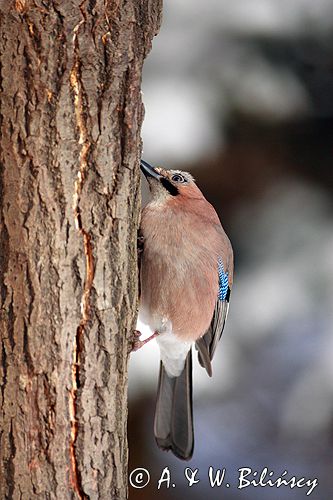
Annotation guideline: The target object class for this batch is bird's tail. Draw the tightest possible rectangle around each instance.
[154,351,194,460]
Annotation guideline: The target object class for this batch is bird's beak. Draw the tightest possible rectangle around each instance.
[140,160,163,180]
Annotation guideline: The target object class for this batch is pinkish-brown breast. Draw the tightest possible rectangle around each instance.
[140,196,232,341]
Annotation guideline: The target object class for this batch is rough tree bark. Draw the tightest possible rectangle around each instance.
[0,1,162,498]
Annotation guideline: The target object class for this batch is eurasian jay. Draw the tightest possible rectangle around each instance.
[135,160,233,460]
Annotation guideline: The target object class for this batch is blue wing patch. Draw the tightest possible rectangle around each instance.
[218,258,229,301]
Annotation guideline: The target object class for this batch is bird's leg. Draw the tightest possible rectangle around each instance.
[131,330,159,352]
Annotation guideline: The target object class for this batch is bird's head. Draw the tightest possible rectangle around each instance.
[140,160,203,204]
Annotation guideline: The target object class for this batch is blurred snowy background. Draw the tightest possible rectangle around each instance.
[129,1,333,499]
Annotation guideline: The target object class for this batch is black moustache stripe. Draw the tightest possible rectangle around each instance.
[160,178,179,196]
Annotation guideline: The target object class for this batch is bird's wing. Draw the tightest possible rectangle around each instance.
[195,258,231,377]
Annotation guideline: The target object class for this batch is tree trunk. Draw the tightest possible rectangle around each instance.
[0,1,162,498]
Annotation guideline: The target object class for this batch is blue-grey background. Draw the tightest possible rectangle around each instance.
[128,1,333,498]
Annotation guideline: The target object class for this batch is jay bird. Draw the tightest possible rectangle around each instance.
[135,159,233,460]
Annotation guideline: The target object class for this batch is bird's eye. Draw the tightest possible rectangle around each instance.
[171,174,186,183]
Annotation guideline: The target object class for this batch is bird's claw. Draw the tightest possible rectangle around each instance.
[131,330,142,352]
[130,330,159,352]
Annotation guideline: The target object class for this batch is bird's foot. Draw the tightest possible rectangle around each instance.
[131,330,159,352]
